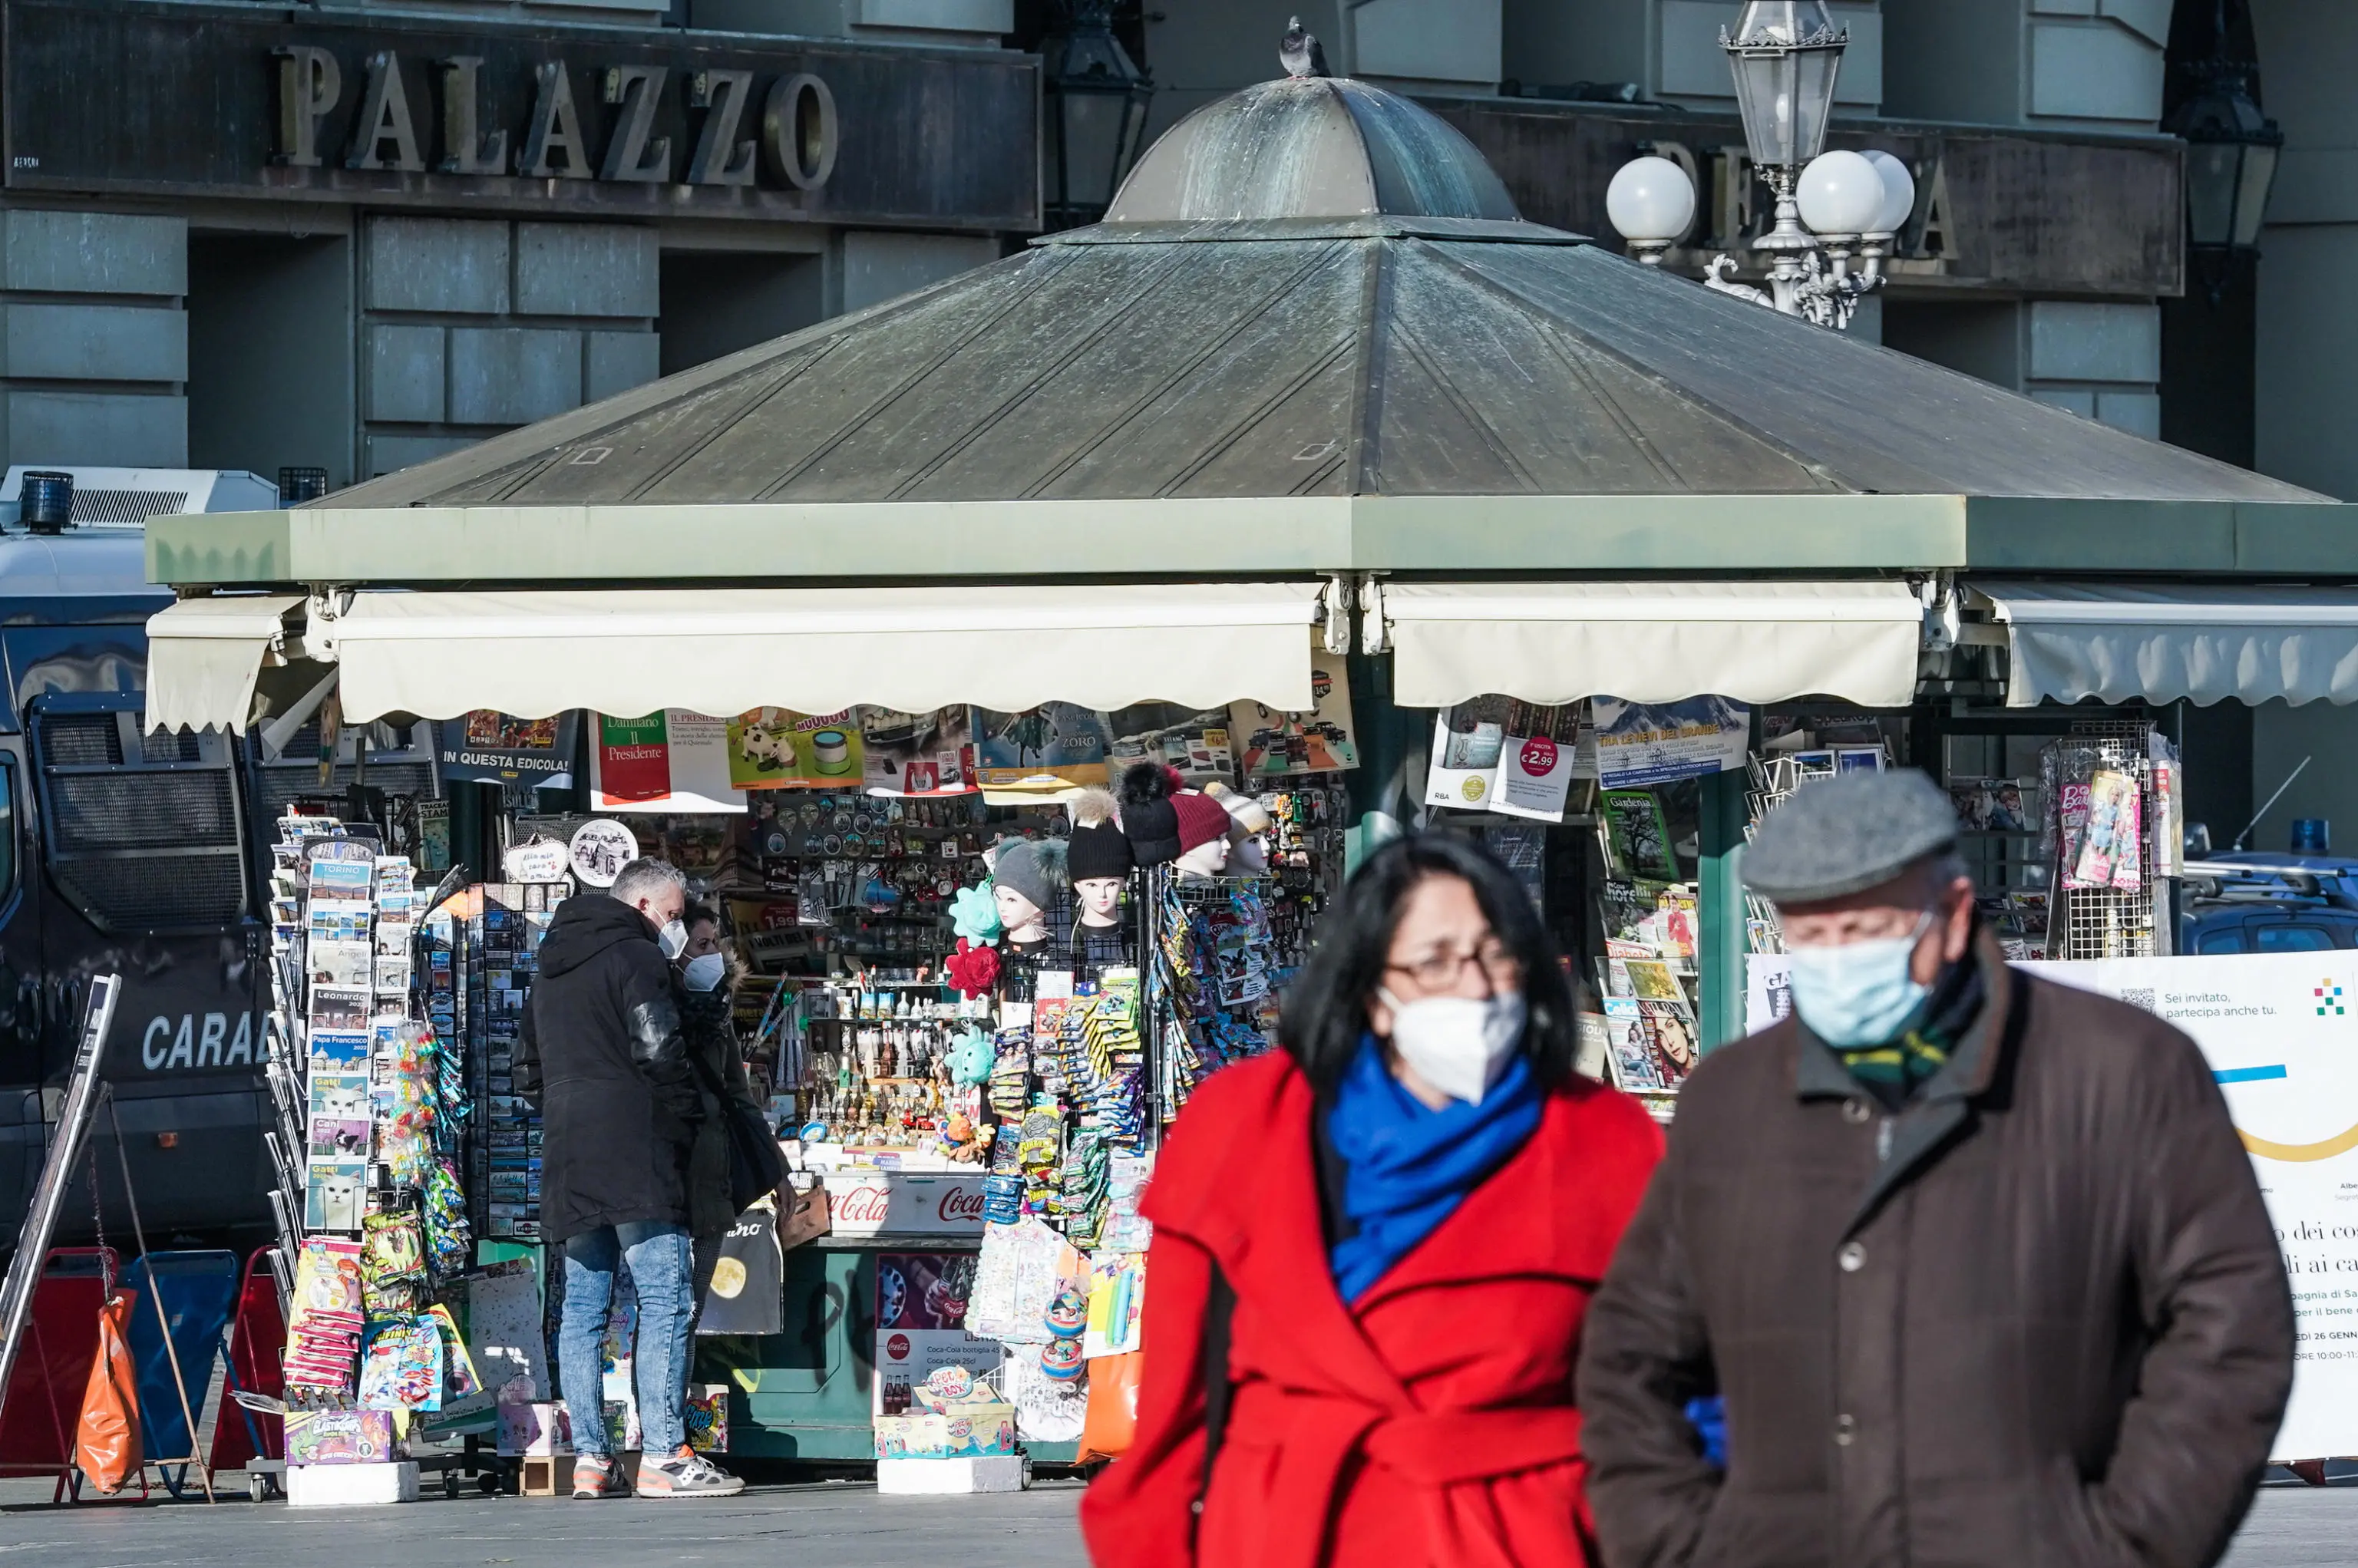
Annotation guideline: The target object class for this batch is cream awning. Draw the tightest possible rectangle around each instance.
[314,583,1328,722]
[143,594,304,733]
[1382,580,1927,708]
[1973,579,2358,708]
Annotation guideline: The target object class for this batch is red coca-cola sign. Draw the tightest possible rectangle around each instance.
[886,1332,911,1362]
[831,1182,893,1226]
[1519,736,1559,777]
[937,1186,986,1223]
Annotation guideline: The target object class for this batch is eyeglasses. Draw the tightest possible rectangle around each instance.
[1385,941,1522,992]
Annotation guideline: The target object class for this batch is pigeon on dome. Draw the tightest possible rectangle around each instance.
[1280,15,1330,78]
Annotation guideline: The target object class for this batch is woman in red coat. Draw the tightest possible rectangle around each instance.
[1082,834,1663,1568]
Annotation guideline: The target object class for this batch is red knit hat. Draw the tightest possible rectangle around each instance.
[1171,789,1231,857]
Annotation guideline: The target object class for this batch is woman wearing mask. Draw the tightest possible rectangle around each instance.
[1080,836,1663,1568]
[673,905,782,1480]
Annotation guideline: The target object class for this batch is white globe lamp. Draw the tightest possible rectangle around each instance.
[1796,149,1884,238]
[1861,149,1915,236]
[1607,156,1698,266]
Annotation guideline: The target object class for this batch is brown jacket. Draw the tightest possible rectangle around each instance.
[1578,939,2294,1568]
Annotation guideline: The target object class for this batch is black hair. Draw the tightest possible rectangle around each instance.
[1278,831,1581,1095]
[684,903,719,931]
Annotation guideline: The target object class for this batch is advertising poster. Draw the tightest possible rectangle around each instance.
[1424,698,1509,810]
[873,1251,999,1416]
[725,708,867,791]
[437,711,580,790]
[2018,952,2358,1462]
[1230,645,1360,778]
[1105,705,1237,786]
[591,711,748,814]
[1591,695,1749,787]
[1745,952,1795,1033]
[974,704,1112,791]
[860,707,979,797]
[1494,701,1585,823]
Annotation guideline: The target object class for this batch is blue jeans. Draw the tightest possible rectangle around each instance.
[560,1221,692,1456]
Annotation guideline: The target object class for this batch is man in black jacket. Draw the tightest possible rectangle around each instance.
[517,858,741,1500]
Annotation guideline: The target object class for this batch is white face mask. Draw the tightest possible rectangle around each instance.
[656,916,689,960]
[1377,986,1527,1104]
[682,952,727,992]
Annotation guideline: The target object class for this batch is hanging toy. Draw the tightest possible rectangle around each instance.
[946,937,1000,998]
[951,883,1003,946]
[1039,1282,1089,1380]
[944,1026,995,1087]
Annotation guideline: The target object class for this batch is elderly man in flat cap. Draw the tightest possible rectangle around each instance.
[1578,769,2293,1568]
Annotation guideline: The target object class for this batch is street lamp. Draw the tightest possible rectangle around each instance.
[1039,0,1154,232]
[2166,3,2280,289]
[1605,1,1914,332]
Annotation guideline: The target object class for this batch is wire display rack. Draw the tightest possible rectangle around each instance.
[2046,723,2160,961]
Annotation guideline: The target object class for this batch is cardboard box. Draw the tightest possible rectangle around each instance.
[496,1400,572,1457]
[288,1458,418,1507]
[286,1408,400,1466]
[874,1401,1017,1461]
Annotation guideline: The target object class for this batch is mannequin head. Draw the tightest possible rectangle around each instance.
[1172,834,1232,880]
[1073,876,1125,925]
[993,881,1049,942]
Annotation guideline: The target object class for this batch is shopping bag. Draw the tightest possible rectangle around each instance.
[1075,1351,1143,1463]
[696,1205,784,1337]
[74,1289,144,1494]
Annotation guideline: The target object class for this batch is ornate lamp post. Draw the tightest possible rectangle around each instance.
[2167,1,2281,302]
[1606,1,1914,332]
[1038,0,1154,233]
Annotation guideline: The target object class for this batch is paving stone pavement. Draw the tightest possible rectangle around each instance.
[3,1474,2353,1565]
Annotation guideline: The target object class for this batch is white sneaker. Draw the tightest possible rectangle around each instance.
[638,1446,744,1498]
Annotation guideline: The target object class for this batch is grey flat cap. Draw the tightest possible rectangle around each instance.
[1745,769,1958,905]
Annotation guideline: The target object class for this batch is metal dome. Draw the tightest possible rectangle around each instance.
[1104,75,1520,224]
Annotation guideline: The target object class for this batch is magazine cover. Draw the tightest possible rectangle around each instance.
[1601,999,1666,1091]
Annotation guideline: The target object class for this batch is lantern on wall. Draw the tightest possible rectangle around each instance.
[1039,0,1154,231]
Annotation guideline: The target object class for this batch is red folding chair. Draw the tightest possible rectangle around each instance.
[0,1247,122,1504]
[207,1247,285,1478]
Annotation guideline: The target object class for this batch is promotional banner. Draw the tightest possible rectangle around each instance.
[1494,701,1585,823]
[437,711,580,790]
[1105,705,1236,787]
[2019,952,2358,1462]
[1424,699,1508,810]
[725,708,867,791]
[1591,695,1749,787]
[592,711,748,814]
[1230,645,1360,778]
[859,708,979,797]
[974,704,1112,791]
[872,1251,998,1417]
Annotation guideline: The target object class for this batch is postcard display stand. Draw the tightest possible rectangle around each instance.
[263,815,481,1500]
[2040,723,2180,961]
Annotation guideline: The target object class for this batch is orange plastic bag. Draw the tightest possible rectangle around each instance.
[1076,1352,1144,1463]
[74,1290,142,1495]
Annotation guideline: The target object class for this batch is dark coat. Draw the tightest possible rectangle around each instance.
[1080,1051,1663,1568]
[1577,939,2295,1568]
[517,895,703,1244]
[682,984,781,1240]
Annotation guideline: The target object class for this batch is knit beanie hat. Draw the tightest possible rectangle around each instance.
[989,835,1065,913]
[1172,790,1232,857]
[1065,787,1134,883]
[1119,763,1184,867]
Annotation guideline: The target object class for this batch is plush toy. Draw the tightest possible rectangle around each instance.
[945,1026,996,1087]
[946,938,1001,998]
[950,883,1003,946]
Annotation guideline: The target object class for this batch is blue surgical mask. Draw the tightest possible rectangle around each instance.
[1785,909,1935,1048]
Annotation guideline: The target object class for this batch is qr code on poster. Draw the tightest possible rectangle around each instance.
[2118,988,2156,1015]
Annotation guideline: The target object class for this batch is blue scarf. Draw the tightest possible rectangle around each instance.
[1326,1035,1544,1305]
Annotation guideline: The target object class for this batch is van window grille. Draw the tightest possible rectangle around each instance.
[35,704,248,931]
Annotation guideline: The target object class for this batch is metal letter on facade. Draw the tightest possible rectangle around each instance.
[761,73,839,192]
[438,55,510,176]
[346,51,425,173]
[520,61,592,180]
[272,45,342,169]
[686,69,758,187]
[599,64,673,183]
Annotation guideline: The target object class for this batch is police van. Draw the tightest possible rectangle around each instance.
[0,469,436,1252]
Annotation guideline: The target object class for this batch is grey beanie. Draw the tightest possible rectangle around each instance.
[989,836,1066,914]
[1743,769,1959,905]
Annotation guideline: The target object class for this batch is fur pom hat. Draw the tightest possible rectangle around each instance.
[1065,786,1134,883]
[989,834,1066,914]
[1120,763,1185,867]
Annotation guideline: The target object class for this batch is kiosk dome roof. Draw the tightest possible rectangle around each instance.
[1103,75,1519,225]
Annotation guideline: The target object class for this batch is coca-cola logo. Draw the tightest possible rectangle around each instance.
[831,1183,892,1225]
[1519,736,1559,777]
[886,1332,911,1362]
[937,1187,985,1223]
